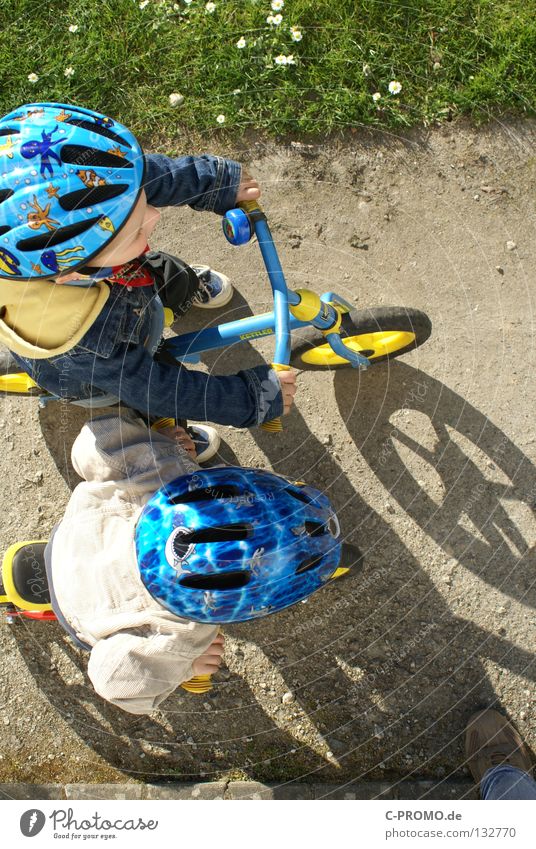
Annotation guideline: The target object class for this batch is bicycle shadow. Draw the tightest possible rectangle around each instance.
[333,361,536,609]
[193,310,535,791]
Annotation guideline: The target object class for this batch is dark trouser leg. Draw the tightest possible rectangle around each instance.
[141,251,200,317]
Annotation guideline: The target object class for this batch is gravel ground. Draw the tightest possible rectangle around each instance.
[0,119,534,795]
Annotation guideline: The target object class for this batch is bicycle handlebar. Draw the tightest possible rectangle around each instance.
[237,201,291,433]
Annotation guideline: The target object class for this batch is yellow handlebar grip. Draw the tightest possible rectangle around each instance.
[180,674,213,694]
[261,363,291,433]
[261,418,283,433]
[180,628,222,694]
[151,417,176,431]
[238,199,264,215]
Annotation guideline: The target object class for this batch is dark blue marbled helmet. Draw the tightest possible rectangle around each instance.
[135,466,342,623]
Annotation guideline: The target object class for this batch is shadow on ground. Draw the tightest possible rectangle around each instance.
[9,295,534,793]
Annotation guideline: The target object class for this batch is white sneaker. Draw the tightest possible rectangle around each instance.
[188,424,221,463]
[191,266,234,309]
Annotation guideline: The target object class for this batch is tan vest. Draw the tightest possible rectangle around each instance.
[0,278,109,358]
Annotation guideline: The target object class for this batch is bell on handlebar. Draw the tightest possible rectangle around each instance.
[222,208,253,246]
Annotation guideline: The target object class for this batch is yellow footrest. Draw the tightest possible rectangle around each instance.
[0,373,39,394]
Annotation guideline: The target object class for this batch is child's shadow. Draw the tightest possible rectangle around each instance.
[12,621,335,784]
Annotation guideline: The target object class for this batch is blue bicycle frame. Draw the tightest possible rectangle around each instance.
[163,203,371,370]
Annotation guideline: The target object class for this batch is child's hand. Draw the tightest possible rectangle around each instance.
[277,368,297,415]
[191,633,225,676]
[54,271,87,285]
[158,425,197,460]
[236,168,261,203]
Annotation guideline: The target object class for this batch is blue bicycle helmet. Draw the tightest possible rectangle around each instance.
[0,102,145,280]
[135,467,342,624]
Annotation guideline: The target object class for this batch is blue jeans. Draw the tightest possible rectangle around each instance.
[481,765,536,800]
[10,284,281,427]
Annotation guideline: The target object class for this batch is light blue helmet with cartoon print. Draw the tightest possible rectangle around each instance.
[135,466,342,624]
[0,102,145,280]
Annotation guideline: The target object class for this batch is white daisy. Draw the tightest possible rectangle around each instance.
[205,2,216,12]
[68,24,79,33]
[274,55,287,66]
[27,72,39,83]
[139,0,149,8]
[272,13,282,25]
[388,80,402,95]
[216,114,225,123]
[236,36,246,49]
[372,92,381,102]
[290,28,302,42]
[64,67,75,78]
[271,0,284,9]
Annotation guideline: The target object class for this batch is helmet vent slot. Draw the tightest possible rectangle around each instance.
[171,484,242,504]
[179,523,252,544]
[59,184,129,211]
[180,570,251,590]
[0,128,19,137]
[296,555,323,575]
[64,118,132,148]
[0,226,11,237]
[60,144,133,169]
[285,487,314,505]
[0,189,14,204]
[304,521,328,537]
[17,217,102,251]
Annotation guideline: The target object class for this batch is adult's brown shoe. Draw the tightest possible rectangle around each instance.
[465,709,533,786]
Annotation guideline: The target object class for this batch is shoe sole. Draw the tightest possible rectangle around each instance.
[193,288,234,309]
[189,426,221,463]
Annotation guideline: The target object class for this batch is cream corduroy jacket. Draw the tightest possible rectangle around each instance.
[50,413,218,714]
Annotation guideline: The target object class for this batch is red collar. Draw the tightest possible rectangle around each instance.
[108,245,154,287]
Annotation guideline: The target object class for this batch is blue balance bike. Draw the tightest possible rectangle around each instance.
[0,201,432,431]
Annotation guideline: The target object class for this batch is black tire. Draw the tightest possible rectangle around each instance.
[335,543,364,581]
[290,306,432,371]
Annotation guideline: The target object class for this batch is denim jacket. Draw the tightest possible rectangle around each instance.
[10,153,283,427]
[144,153,242,214]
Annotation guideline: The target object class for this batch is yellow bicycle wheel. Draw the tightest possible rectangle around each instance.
[290,307,431,370]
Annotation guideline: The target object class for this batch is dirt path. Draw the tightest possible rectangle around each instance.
[1,119,534,792]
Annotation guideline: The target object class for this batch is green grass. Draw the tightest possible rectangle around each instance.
[0,0,534,146]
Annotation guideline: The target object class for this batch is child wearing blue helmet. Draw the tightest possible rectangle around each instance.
[0,103,296,443]
[46,411,345,714]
